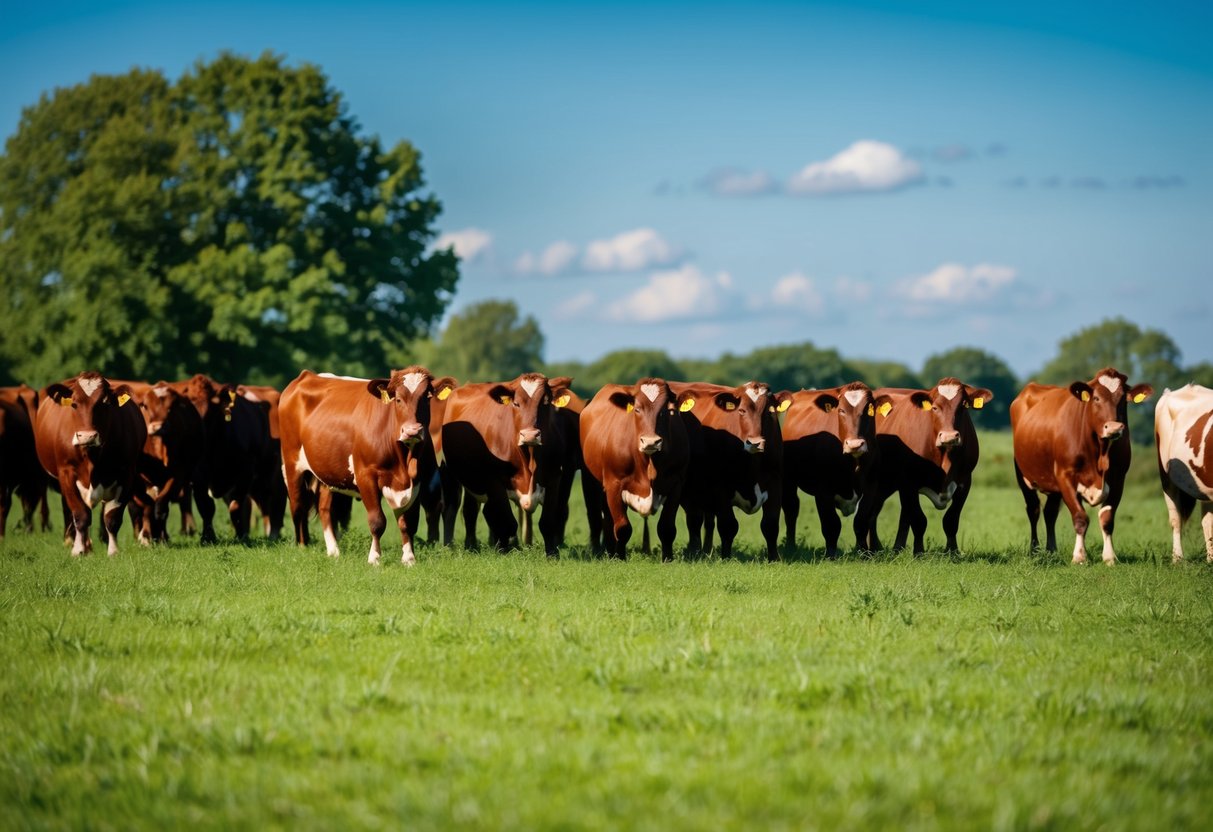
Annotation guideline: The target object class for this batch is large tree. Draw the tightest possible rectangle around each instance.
[0,52,458,386]
[422,299,545,383]
[921,346,1019,429]
[1036,318,1184,390]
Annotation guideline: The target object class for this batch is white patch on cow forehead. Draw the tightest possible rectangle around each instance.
[1100,375,1122,393]
[745,385,766,403]
[937,383,960,401]
[844,390,866,407]
[640,383,660,403]
[520,378,541,397]
[401,372,426,393]
[78,376,102,397]
[154,386,171,398]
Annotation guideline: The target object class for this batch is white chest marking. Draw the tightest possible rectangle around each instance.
[1078,482,1109,506]
[937,383,959,401]
[919,481,959,509]
[732,484,768,514]
[520,378,541,397]
[78,480,121,507]
[510,484,546,511]
[1100,375,1122,393]
[834,491,860,516]
[402,372,426,393]
[296,446,314,475]
[844,389,866,408]
[640,384,660,403]
[78,376,102,397]
[623,489,664,516]
[382,484,417,511]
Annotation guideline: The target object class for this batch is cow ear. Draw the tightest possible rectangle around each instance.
[873,395,894,418]
[548,379,574,408]
[112,384,134,407]
[966,386,994,410]
[489,384,513,406]
[677,392,697,413]
[1129,383,1153,404]
[608,391,635,412]
[714,392,740,412]
[813,394,839,414]
[771,392,793,413]
[367,378,392,403]
[46,383,74,407]
[432,377,457,401]
[1070,382,1093,403]
[911,392,934,411]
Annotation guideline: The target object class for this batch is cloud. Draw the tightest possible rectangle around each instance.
[895,263,1017,311]
[606,265,737,323]
[769,272,825,316]
[700,167,779,197]
[787,140,923,195]
[554,290,598,318]
[433,228,492,263]
[514,240,578,276]
[515,228,683,276]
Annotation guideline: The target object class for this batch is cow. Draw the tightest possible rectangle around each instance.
[0,384,49,536]
[1011,367,1152,565]
[279,367,456,565]
[1154,384,1213,563]
[670,381,790,560]
[131,382,204,543]
[440,373,576,555]
[863,378,993,554]
[175,374,274,542]
[237,383,287,539]
[580,378,693,560]
[780,382,892,558]
[34,372,147,555]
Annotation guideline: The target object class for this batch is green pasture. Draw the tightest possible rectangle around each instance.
[2,432,1211,830]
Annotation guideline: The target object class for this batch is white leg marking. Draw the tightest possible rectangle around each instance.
[1201,505,1213,563]
[401,540,416,566]
[323,524,340,557]
[367,535,382,566]
[72,527,87,556]
[1163,491,1185,562]
[1072,533,1088,565]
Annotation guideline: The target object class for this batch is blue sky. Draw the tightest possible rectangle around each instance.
[2,1,1210,377]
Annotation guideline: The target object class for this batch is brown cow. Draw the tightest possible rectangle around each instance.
[35,372,147,555]
[1155,384,1213,562]
[0,385,49,536]
[671,381,790,560]
[237,383,287,539]
[1012,367,1152,565]
[780,382,892,557]
[131,382,204,543]
[864,378,993,553]
[580,378,693,560]
[441,373,575,555]
[280,368,456,565]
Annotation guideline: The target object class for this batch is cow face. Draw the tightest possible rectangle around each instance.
[367,366,457,447]
[45,372,136,449]
[139,383,184,436]
[813,383,883,457]
[487,373,573,447]
[712,382,790,454]
[609,378,694,456]
[1070,368,1153,443]
[911,378,995,451]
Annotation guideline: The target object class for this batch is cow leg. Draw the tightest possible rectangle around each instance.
[178,483,197,535]
[683,504,705,555]
[759,489,782,562]
[0,486,10,537]
[1014,461,1042,550]
[102,500,125,556]
[895,491,927,553]
[441,469,461,546]
[604,484,632,559]
[815,493,842,558]
[484,491,519,552]
[284,465,313,548]
[396,500,422,566]
[702,513,715,555]
[581,471,605,554]
[941,486,969,552]
[462,490,483,549]
[194,489,218,544]
[356,480,388,565]
[716,509,740,559]
[655,492,680,563]
[1042,493,1062,552]
[317,489,341,557]
[1201,503,1213,563]
[537,498,561,558]
[1097,504,1119,565]
[1055,486,1089,564]
[518,502,533,547]
[228,497,252,540]
[782,488,801,551]
[1161,485,1190,562]
[862,492,888,552]
[59,494,74,546]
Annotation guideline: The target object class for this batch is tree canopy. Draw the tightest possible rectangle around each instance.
[0,52,458,386]
[420,299,544,384]
[1035,317,1185,390]
[921,346,1019,429]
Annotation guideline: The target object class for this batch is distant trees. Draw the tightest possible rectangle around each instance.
[0,52,457,386]
[922,347,1019,429]
[1035,318,1186,391]
[418,300,544,383]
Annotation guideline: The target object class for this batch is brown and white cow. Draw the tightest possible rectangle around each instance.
[441,373,575,555]
[865,378,993,553]
[580,378,693,560]
[237,383,287,539]
[1155,384,1213,563]
[671,381,790,560]
[129,382,205,543]
[780,382,892,557]
[279,367,456,565]
[0,384,49,536]
[34,372,147,555]
[1011,367,1151,565]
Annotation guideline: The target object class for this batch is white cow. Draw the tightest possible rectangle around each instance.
[1155,384,1213,562]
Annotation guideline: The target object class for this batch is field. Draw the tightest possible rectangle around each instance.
[2,432,1211,830]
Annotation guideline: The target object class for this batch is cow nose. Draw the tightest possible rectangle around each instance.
[518,427,542,446]
[1102,421,1125,441]
[843,437,868,457]
[743,436,765,454]
[73,430,101,447]
[639,434,664,455]
[937,430,962,449]
[398,422,425,446]
[148,421,164,436]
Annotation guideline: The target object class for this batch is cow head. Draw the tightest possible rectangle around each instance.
[181,374,240,423]
[609,378,695,456]
[810,382,888,457]
[709,382,791,454]
[44,371,136,449]
[486,373,574,447]
[906,378,994,451]
[1070,367,1153,445]
[139,382,184,436]
[367,366,458,447]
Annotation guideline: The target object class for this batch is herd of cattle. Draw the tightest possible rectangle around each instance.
[0,367,1210,566]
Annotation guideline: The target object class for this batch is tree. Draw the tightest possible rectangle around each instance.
[0,52,458,386]
[1036,318,1184,390]
[921,346,1019,429]
[427,299,544,383]
[716,343,854,392]
[577,349,686,397]
[1184,362,1213,389]
[847,359,923,390]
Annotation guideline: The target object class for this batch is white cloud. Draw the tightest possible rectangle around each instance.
[787,140,923,195]
[702,168,778,197]
[770,272,825,316]
[606,265,736,323]
[582,228,681,273]
[433,228,492,263]
[898,262,1017,304]
[514,240,579,276]
[554,290,597,318]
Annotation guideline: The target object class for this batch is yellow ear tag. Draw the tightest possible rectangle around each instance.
[1081,391,1090,402]
[380,388,391,404]
[921,400,933,411]
[777,399,791,413]
[867,404,874,417]
[626,402,634,413]
[724,401,736,411]
[499,395,512,406]
[823,403,833,413]
[224,411,232,422]
[229,390,237,404]
[554,394,570,408]
[117,393,131,407]
[973,397,984,410]
[1133,393,1146,404]
[436,387,451,401]
[58,396,73,408]
[878,402,892,418]
[679,398,695,412]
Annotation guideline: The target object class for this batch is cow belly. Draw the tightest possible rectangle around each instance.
[919,481,958,510]
[77,480,122,507]
[623,489,665,517]
[732,484,768,514]
[1163,457,1213,501]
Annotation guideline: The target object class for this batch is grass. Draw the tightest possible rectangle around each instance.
[2,431,1211,830]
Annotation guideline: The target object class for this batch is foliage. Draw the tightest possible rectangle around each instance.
[716,343,853,392]
[1182,361,1213,389]
[424,299,544,383]
[0,52,457,387]
[1035,318,1184,389]
[847,359,923,390]
[921,346,1019,429]
[574,349,686,397]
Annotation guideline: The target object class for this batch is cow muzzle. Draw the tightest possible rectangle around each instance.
[1101,421,1125,441]
[743,436,765,454]
[518,428,542,447]
[936,430,962,449]
[73,430,101,448]
[843,437,868,457]
[639,434,664,455]
[398,422,425,446]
